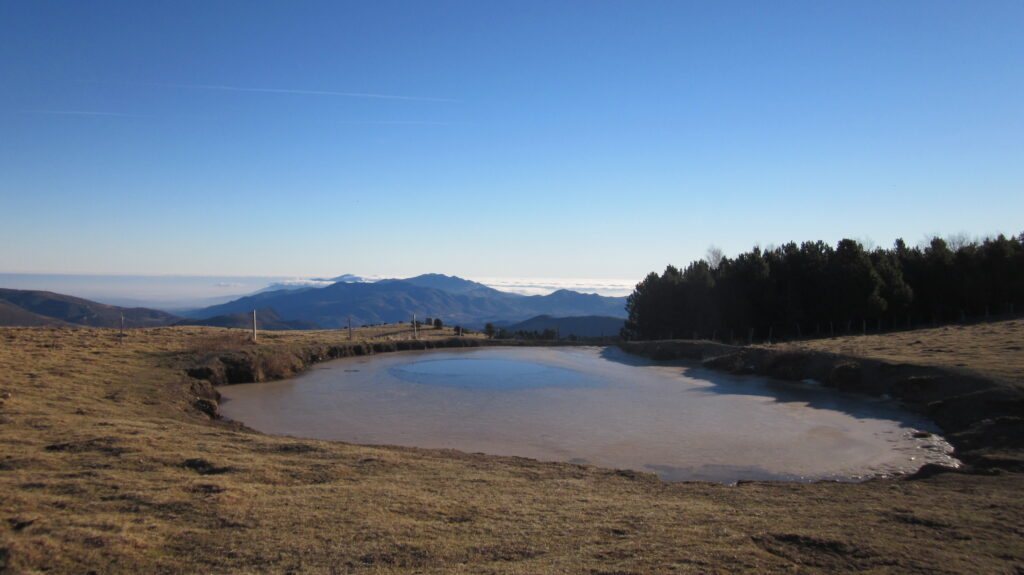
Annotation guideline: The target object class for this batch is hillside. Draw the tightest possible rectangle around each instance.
[0,322,1021,573]
[505,314,625,338]
[174,307,321,331]
[0,288,180,328]
[0,300,70,327]
[192,274,627,328]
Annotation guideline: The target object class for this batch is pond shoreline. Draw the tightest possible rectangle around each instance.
[218,345,955,483]
[618,340,1024,474]
[187,335,1023,477]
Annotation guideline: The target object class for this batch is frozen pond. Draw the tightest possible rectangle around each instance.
[219,346,958,483]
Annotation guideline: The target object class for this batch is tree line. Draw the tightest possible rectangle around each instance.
[622,233,1024,342]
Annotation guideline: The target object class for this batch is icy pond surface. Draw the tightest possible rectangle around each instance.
[219,346,958,483]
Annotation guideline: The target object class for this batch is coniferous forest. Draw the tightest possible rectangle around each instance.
[623,233,1024,342]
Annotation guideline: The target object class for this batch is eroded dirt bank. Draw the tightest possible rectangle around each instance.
[188,329,1024,475]
[619,338,1024,473]
[184,336,484,417]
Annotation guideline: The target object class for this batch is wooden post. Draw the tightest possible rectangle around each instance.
[252,310,257,343]
[120,313,125,344]
[767,326,773,345]
[413,314,418,340]
[348,316,352,340]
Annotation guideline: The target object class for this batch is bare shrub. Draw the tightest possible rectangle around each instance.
[257,349,301,380]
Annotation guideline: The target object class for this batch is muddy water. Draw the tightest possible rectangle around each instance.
[219,346,959,483]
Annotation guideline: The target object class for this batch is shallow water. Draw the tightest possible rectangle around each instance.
[219,346,959,483]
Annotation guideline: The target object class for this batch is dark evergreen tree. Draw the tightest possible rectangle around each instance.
[623,232,1023,342]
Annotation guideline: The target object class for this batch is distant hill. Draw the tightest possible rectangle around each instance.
[0,288,180,328]
[394,273,503,297]
[505,315,626,338]
[191,274,627,328]
[0,300,71,327]
[319,273,372,283]
[175,307,320,331]
[519,289,628,318]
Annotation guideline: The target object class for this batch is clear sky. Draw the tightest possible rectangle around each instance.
[2,0,1022,283]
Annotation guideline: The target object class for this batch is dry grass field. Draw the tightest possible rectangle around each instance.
[778,319,1024,383]
[1,323,1022,574]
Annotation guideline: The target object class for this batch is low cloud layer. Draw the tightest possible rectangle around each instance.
[471,277,636,297]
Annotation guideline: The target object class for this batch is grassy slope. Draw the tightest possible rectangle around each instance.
[778,320,1024,383]
[1,324,1022,574]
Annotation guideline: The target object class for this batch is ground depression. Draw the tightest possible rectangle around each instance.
[218,346,958,483]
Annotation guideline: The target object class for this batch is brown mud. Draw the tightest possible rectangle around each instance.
[619,337,1024,473]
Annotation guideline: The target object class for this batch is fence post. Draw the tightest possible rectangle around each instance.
[252,310,257,343]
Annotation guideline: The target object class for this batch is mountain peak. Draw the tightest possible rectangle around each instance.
[190,275,627,329]
[400,274,497,296]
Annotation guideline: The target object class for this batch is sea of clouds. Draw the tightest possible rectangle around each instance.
[470,277,636,297]
[0,273,637,311]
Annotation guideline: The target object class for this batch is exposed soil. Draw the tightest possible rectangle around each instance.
[620,321,1024,472]
[0,323,1022,574]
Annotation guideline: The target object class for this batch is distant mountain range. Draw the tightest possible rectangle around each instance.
[189,274,627,329]
[504,315,626,338]
[0,288,179,328]
[0,274,629,331]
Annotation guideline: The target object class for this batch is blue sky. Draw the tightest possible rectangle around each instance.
[2,0,1022,284]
